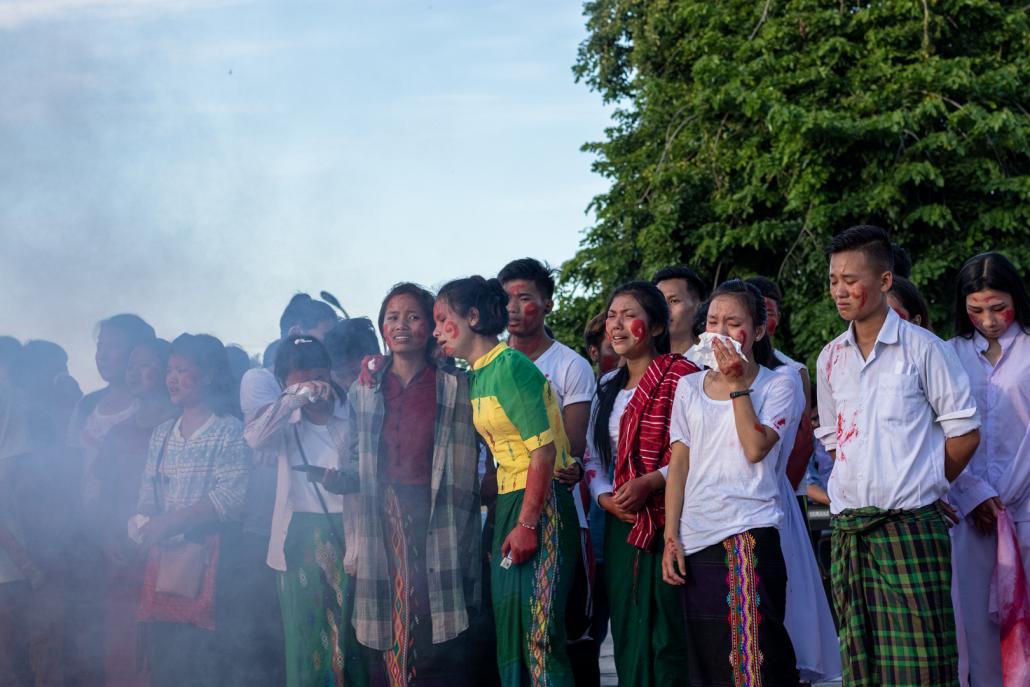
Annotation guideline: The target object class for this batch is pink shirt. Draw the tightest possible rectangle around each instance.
[948,326,1030,520]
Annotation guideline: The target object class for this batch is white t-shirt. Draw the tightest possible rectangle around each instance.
[670,366,795,555]
[533,340,596,529]
[533,341,595,410]
[583,371,634,503]
[288,420,345,514]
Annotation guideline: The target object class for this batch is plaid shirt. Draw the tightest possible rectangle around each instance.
[138,414,250,521]
[348,360,482,651]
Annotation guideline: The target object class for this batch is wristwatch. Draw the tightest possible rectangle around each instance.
[729,388,753,399]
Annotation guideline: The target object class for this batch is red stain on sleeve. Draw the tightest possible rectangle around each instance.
[774,417,786,428]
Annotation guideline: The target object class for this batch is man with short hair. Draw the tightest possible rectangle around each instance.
[816,225,981,686]
[498,257,599,687]
[653,266,708,355]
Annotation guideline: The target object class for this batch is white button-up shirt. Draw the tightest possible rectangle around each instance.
[815,308,980,514]
[948,326,1030,520]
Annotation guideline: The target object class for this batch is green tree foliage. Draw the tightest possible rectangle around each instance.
[556,0,1030,366]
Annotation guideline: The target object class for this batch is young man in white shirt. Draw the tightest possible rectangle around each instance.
[498,257,598,687]
[815,225,981,687]
[653,265,708,356]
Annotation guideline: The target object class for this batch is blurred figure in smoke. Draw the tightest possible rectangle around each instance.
[225,345,256,395]
[324,317,380,389]
[11,340,83,687]
[66,314,155,687]
[133,333,249,687]
[94,339,177,687]
[334,283,481,687]
[236,293,339,686]
[0,336,20,386]
[245,335,363,687]
[0,374,36,686]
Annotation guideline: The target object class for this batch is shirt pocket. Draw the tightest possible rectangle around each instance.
[878,373,923,425]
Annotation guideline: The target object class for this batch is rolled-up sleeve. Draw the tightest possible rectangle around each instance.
[924,339,981,438]
[207,429,250,521]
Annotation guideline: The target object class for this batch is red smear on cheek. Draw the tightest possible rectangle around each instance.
[735,331,748,347]
[523,303,539,319]
[629,319,647,342]
[444,322,459,339]
[857,287,867,309]
[1002,308,1015,327]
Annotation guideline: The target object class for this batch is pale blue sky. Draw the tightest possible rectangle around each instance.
[0,0,611,389]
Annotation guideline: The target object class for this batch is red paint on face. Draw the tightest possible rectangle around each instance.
[857,287,868,309]
[1002,308,1016,327]
[522,303,540,319]
[735,330,748,348]
[444,322,459,339]
[629,319,647,342]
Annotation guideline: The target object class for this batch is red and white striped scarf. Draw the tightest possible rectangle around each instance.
[613,353,699,551]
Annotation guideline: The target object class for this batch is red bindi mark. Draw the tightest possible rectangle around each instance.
[629,319,647,341]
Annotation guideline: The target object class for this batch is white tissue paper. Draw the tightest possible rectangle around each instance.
[685,332,748,370]
[127,513,149,545]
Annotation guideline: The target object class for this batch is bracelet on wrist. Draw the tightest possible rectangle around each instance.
[729,388,753,399]
[518,520,537,531]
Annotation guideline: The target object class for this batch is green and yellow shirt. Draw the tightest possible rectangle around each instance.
[470,343,573,494]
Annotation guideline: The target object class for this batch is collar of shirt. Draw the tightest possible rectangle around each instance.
[382,363,435,400]
[842,307,900,365]
[973,323,1021,362]
[472,342,507,371]
[289,397,348,425]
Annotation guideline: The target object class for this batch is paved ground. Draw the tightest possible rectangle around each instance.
[598,632,841,686]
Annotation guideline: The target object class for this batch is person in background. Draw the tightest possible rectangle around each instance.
[583,281,696,687]
[67,314,156,687]
[94,338,177,687]
[947,252,1030,687]
[887,276,932,330]
[498,258,598,686]
[653,266,708,356]
[583,313,619,376]
[331,282,480,687]
[815,225,980,686]
[0,380,36,686]
[746,276,812,410]
[0,337,20,387]
[663,280,800,687]
[7,340,82,687]
[434,276,578,687]
[324,317,381,390]
[237,293,339,685]
[133,333,249,687]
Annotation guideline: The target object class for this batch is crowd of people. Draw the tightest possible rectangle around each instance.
[0,223,1027,687]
